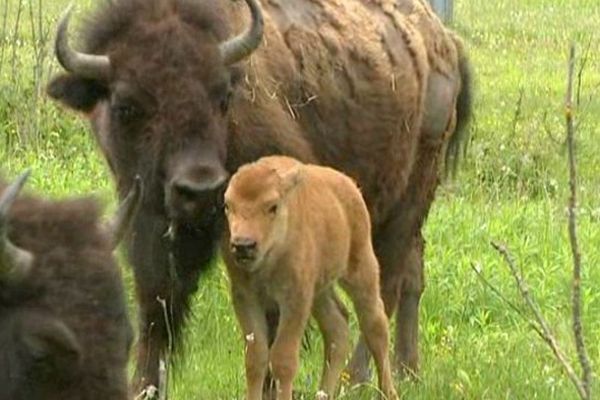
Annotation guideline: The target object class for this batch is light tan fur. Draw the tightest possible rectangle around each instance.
[222,156,398,400]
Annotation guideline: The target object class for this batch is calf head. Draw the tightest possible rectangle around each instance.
[224,158,303,270]
[47,0,264,228]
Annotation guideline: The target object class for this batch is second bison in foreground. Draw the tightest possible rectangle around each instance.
[222,156,397,400]
[0,172,141,400]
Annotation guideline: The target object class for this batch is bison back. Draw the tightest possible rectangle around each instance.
[226,0,430,225]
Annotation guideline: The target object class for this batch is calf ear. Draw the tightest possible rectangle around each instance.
[20,317,82,378]
[47,73,109,113]
[279,166,304,196]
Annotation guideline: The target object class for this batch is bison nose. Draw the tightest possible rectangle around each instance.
[166,165,228,221]
[170,166,228,199]
[169,166,228,201]
[230,237,258,255]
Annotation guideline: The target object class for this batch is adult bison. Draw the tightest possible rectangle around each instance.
[0,172,141,400]
[47,0,472,393]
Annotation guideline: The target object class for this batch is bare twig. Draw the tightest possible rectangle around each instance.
[490,241,587,399]
[541,111,563,146]
[469,262,544,338]
[156,296,173,400]
[0,0,9,75]
[565,43,593,399]
[575,37,592,107]
[510,88,524,139]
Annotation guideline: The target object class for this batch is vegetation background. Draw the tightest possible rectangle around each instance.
[1,0,599,398]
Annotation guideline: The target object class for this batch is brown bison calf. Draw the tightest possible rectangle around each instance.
[0,171,140,400]
[222,156,398,400]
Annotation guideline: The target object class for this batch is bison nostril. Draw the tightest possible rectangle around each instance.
[173,181,201,201]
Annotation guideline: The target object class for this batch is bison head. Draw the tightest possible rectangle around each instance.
[0,172,140,400]
[47,0,263,227]
[224,157,303,271]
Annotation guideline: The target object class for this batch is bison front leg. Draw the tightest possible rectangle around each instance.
[128,214,206,397]
[128,215,172,396]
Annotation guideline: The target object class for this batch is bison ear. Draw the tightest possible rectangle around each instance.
[47,73,109,113]
[279,166,303,196]
[20,316,82,376]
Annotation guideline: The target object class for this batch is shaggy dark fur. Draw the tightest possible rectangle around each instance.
[47,0,473,392]
[0,179,131,400]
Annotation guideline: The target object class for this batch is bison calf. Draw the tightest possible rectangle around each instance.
[222,156,398,400]
[0,171,140,400]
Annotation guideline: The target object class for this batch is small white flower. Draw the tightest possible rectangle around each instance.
[245,332,255,343]
[315,390,328,400]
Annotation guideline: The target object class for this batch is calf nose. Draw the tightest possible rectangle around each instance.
[231,237,257,254]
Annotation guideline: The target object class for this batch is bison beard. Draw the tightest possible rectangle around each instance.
[128,192,224,390]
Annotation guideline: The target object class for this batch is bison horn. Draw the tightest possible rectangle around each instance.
[219,0,264,65]
[0,171,34,283]
[108,176,143,250]
[55,4,111,81]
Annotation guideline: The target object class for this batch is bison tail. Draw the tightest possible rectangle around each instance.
[444,35,474,178]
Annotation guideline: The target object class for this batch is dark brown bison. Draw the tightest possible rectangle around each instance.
[0,171,141,400]
[47,0,472,393]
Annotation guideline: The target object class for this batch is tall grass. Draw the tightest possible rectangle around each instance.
[1,0,599,398]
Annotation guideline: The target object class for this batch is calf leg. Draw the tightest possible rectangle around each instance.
[231,289,269,400]
[312,290,351,398]
[342,250,398,400]
[346,263,401,383]
[269,295,312,400]
[262,310,280,400]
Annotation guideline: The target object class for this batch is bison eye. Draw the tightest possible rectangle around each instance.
[220,91,232,115]
[112,103,141,124]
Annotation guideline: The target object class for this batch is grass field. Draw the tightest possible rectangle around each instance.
[1,0,599,398]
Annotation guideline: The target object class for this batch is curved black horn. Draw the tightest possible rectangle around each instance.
[108,176,143,249]
[55,4,111,80]
[219,0,264,65]
[0,171,34,283]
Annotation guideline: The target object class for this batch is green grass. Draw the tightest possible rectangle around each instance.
[1,0,600,398]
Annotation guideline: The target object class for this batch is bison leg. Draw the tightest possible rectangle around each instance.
[133,276,199,397]
[394,235,424,377]
[129,215,207,397]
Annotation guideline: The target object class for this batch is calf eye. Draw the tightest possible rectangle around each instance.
[223,203,230,214]
[268,204,278,215]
